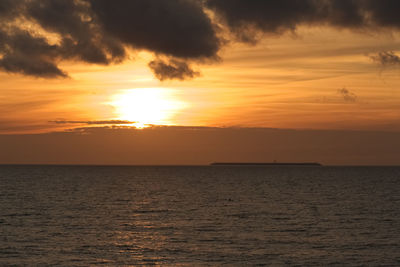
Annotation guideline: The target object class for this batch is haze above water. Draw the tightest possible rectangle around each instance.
[1,165,399,266]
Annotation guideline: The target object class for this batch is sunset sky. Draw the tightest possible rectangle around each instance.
[1,0,400,164]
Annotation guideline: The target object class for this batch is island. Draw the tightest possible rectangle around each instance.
[210,162,322,166]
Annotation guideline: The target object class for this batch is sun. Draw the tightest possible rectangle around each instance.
[110,88,187,128]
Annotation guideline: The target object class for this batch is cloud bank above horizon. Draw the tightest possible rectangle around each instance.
[1,126,400,165]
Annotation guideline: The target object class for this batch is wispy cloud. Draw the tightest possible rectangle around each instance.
[50,120,136,125]
[369,51,400,67]
[337,88,357,103]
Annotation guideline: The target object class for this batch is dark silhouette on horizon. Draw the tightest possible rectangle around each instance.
[210,162,322,166]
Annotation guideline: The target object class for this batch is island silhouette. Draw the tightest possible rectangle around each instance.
[210,162,322,166]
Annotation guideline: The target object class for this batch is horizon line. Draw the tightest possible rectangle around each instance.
[1,164,400,167]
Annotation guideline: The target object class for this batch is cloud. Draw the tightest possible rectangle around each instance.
[364,0,400,28]
[369,51,400,67]
[26,0,126,65]
[206,0,323,42]
[89,0,220,59]
[148,59,200,81]
[2,126,400,165]
[0,0,23,18]
[50,120,136,125]
[0,54,67,78]
[0,0,218,79]
[0,0,123,78]
[205,0,400,42]
[0,28,67,77]
[338,88,357,102]
[1,0,400,79]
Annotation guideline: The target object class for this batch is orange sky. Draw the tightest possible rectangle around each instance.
[1,1,400,165]
[1,27,400,134]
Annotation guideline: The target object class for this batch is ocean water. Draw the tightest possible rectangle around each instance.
[0,165,399,266]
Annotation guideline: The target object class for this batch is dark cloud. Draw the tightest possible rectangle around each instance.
[205,0,400,42]
[89,0,220,59]
[148,59,200,81]
[26,0,126,64]
[338,88,357,102]
[0,0,219,79]
[2,0,400,79]
[206,0,322,42]
[0,0,123,78]
[51,120,136,125]
[0,29,67,77]
[369,51,400,67]
[324,0,365,28]
[364,0,400,28]
[0,0,23,18]
[0,54,67,78]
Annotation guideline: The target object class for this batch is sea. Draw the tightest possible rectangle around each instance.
[0,165,399,266]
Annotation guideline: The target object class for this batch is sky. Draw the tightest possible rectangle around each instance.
[1,0,400,165]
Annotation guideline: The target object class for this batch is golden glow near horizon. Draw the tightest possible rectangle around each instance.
[109,88,188,128]
[1,27,400,133]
